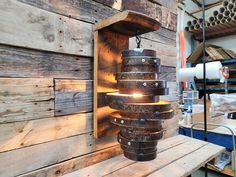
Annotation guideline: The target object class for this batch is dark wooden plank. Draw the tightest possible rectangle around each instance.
[18,0,118,24]
[55,80,93,116]
[0,45,92,79]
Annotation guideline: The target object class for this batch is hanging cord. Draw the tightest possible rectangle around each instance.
[135,29,141,48]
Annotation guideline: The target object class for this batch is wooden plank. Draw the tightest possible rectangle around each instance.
[55,80,93,116]
[94,29,129,138]
[143,28,176,46]
[149,0,177,13]
[148,143,225,177]
[0,0,93,56]
[160,66,176,82]
[20,145,122,177]
[0,113,92,153]
[62,135,190,177]
[19,0,176,45]
[102,138,208,177]
[0,78,54,123]
[18,0,118,24]
[129,38,177,67]
[93,0,177,31]
[0,133,118,177]
[0,45,92,79]
[161,6,177,31]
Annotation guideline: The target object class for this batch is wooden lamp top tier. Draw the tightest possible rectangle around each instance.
[94,10,161,36]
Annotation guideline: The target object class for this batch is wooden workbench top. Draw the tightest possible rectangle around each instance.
[63,135,225,177]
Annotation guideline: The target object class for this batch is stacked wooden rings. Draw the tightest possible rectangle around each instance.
[106,49,174,161]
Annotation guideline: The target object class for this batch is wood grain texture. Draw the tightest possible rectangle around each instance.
[61,135,191,177]
[0,133,118,177]
[0,0,93,56]
[149,0,177,13]
[19,0,118,24]
[94,30,129,138]
[0,45,92,79]
[148,143,225,177]
[0,78,54,123]
[93,0,177,31]
[0,113,92,153]
[21,145,122,177]
[55,80,93,116]
[102,139,208,177]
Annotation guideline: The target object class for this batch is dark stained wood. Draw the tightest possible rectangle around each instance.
[55,80,93,116]
[0,45,92,79]
[94,10,161,36]
[18,0,118,24]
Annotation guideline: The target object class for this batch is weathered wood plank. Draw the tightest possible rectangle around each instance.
[0,0,93,56]
[103,139,208,177]
[147,143,225,177]
[143,28,176,46]
[0,45,92,79]
[0,133,118,177]
[55,80,93,116]
[130,38,177,67]
[0,113,92,153]
[18,0,118,24]
[61,136,196,177]
[149,0,177,13]
[160,66,176,82]
[20,145,122,177]
[0,78,54,123]
[161,6,177,31]
[18,0,176,45]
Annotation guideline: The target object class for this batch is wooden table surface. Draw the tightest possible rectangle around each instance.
[63,135,225,177]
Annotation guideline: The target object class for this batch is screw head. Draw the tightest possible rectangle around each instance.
[142,59,145,62]
[119,139,121,142]
[155,82,159,87]
[154,59,157,63]
[121,120,124,124]
[114,118,116,122]
[128,142,131,146]
[143,82,147,87]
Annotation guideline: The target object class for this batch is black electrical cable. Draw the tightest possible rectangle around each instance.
[202,0,208,177]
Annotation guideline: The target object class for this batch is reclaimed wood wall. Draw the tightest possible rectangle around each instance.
[0,0,177,176]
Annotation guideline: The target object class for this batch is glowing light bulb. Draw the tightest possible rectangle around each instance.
[132,93,143,97]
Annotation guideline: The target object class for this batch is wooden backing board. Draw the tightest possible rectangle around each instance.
[93,10,161,138]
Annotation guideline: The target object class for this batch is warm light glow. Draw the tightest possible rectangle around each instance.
[132,93,143,98]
